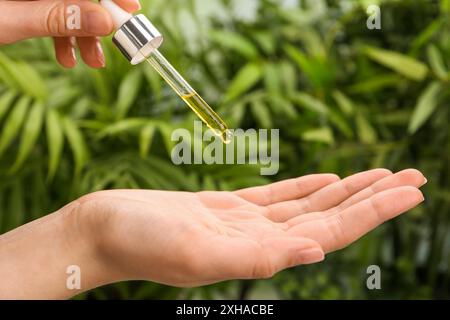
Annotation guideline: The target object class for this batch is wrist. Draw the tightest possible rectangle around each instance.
[0,197,112,299]
[66,194,125,293]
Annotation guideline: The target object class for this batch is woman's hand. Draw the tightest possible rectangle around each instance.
[0,168,426,299]
[0,0,140,68]
[81,168,426,287]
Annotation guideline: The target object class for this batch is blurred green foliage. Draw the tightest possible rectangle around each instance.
[0,0,449,299]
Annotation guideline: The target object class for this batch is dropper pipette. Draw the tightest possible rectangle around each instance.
[100,0,232,143]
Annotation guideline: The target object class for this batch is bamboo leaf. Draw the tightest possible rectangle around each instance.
[14,61,48,100]
[332,90,355,115]
[284,45,317,84]
[115,69,143,119]
[427,45,448,81]
[140,124,156,158]
[10,101,45,173]
[0,53,48,99]
[63,117,90,176]
[209,30,259,59]
[224,63,262,102]
[47,86,80,109]
[0,96,31,157]
[46,109,64,181]
[0,90,16,123]
[410,18,443,55]
[348,74,402,93]
[264,63,281,95]
[279,61,297,97]
[408,82,442,134]
[356,112,377,144]
[97,118,147,138]
[268,95,297,119]
[250,99,272,128]
[293,92,329,115]
[302,127,334,145]
[365,46,428,81]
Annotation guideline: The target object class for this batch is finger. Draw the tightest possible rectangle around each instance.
[205,236,324,280]
[76,37,105,68]
[285,169,426,227]
[113,0,141,13]
[53,37,76,68]
[288,186,424,253]
[10,0,141,13]
[0,0,113,44]
[234,174,340,206]
[265,168,392,222]
[324,169,427,214]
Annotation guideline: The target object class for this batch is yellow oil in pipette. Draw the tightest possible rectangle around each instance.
[146,50,233,144]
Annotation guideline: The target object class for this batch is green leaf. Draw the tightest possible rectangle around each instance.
[63,117,90,176]
[364,47,428,81]
[279,61,297,97]
[97,118,147,138]
[47,86,80,109]
[427,45,448,81]
[250,99,272,128]
[46,110,64,181]
[410,18,443,55]
[348,74,402,93]
[408,82,442,134]
[0,96,31,157]
[328,110,353,139]
[0,53,48,99]
[285,45,316,82]
[10,101,45,173]
[293,92,329,115]
[14,61,48,100]
[263,63,281,95]
[70,97,91,120]
[302,127,334,145]
[209,30,259,59]
[156,122,176,156]
[140,124,156,158]
[115,69,143,119]
[284,44,332,88]
[332,90,354,115]
[224,63,262,102]
[253,31,276,55]
[0,90,16,123]
[356,112,377,144]
[268,95,297,119]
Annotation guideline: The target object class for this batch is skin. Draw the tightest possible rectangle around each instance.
[0,168,426,299]
[0,0,141,68]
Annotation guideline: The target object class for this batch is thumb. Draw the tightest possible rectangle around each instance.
[0,0,114,44]
[206,236,325,281]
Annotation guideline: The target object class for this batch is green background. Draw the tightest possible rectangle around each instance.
[0,0,449,299]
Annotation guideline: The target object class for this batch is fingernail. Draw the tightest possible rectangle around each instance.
[83,11,113,35]
[135,0,142,11]
[69,46,77,68]
[95,41,105,68]
[421,177,428,186]
[70,46,76,61]
[298,248,324,265]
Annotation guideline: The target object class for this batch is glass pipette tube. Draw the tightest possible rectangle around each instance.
[146,50,233,144]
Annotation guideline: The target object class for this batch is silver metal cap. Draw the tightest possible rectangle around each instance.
[112,14,163,65]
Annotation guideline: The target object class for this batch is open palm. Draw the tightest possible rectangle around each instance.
[85,168,425,287]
